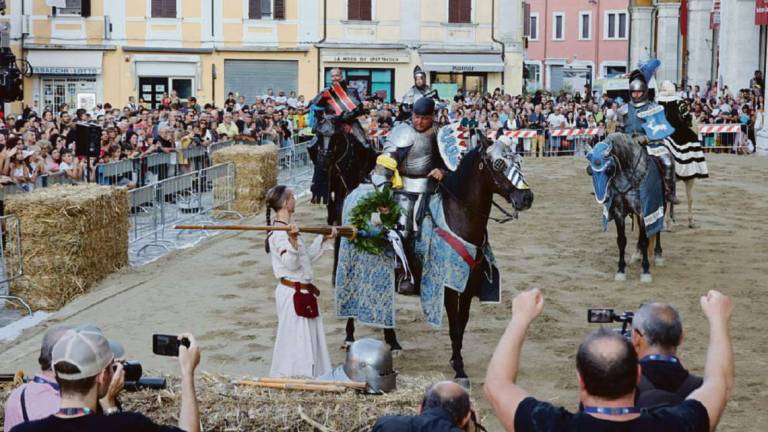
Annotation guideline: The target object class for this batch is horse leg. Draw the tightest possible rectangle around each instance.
[615,217,628,281]
[454,289,474,387]
[654,233,664,266]
[444,288,467,380]
[344,318,355,345]
[638,225,652,283]
[686,179,696,228]
[630,215,642,264]
[383,328,402,353]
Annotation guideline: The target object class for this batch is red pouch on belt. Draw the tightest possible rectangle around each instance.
[292,283,319,319]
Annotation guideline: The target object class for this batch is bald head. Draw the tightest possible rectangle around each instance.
[633,302,683,349]
[422,381,471,425]
[577,328,638,399]
[39,325,73,371]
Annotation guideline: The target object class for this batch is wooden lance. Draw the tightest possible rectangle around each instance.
[174,224,358,239]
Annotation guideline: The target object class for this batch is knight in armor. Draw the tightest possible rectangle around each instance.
[622,59,679,203]
[398,66,439,122]
[371,97,447,294]
[308,67,368,169]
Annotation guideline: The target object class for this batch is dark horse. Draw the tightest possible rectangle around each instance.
[344,132,534,382]
[586,133,666,283]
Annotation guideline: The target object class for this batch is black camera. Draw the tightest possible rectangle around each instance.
[112,360,167,392]
[587,308,635,338]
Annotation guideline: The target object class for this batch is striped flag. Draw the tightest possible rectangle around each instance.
[322,82,361,116]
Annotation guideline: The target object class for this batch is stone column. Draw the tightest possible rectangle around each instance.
[717,0,760,91]
[685,0,714,89]
[656,2,681,83]
[630,6,655,69]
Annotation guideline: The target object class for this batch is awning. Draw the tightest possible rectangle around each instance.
[27,50,103,75]
[422,53,504,73]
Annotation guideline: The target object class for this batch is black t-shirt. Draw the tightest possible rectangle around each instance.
[514,397,709,432]
[10,412,184,432]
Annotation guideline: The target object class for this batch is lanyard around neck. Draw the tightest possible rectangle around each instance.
[57,407,93,417]
[583,406,640,415]
[640,354,680,364]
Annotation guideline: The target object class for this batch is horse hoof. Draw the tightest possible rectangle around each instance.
[640,273,653,283]
[454,377,471,390]
[654,256,665,266]
[614,272,627,282]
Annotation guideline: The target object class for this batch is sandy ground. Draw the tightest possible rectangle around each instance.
[0,154,766,430]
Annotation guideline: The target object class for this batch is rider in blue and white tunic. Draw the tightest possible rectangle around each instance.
[621,59,678,203]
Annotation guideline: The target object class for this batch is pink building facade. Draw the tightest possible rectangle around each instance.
[524,0,630,93]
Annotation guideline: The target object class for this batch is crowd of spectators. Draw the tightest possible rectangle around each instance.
[0,71,762,191]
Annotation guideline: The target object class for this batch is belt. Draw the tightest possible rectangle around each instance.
[281,278,320,296]
[280,278,314,290]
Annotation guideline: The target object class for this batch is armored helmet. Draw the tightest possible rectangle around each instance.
[343,338,397,393]
[413,65,427,80]
[629,76,649,106]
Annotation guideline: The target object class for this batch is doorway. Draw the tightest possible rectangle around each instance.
[139,77,168,109]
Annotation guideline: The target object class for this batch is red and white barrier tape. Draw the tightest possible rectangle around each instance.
[487,129,539,140]
[698,124,741,134]
[550,128,601,137]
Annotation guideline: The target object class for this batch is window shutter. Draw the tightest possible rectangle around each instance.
[151,0,163,17]
[165,0,177,18]
[360,0,371,20]
[274,0,285,20]
[523,3,531,36]
[348,0,359,20]
[449,0,460,23]
[249,0,261,19]
[462,0,471,23]
[80,0,91,17]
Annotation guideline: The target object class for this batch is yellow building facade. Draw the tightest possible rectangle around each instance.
[3,0,524,111]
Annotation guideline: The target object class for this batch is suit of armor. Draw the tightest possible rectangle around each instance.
[308,81,367,168]
[372,122,445,238]
[624,74,677,203]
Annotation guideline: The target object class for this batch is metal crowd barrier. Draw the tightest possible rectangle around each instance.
[277,141,313,194]
[128,161,239,255]
[698,124,752,154]
[549,128,602,157]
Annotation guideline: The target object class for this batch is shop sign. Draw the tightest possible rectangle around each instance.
[324,54,409,63]
[34,66,100,75]
[757,0,768,26]
[452,65,476,72]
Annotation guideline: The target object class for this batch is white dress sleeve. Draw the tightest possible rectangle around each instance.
[270,232,302,271]
[306,234,332,262]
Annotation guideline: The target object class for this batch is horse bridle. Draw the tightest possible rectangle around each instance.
[437,153,520,224]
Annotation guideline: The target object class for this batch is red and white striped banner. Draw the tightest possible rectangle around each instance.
[487,129,539,140]
[368,129,390,137]
[550,128,601,137]
[698,124,741,134]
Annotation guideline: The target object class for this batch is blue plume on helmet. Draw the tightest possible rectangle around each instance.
[638,59,661,83]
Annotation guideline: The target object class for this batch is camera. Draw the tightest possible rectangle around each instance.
[587,308,635,338]
[112,360,167,392]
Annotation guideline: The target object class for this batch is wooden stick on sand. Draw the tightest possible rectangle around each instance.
[235,377,367,393]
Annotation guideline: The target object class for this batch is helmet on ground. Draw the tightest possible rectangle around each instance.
[343,338,397,393]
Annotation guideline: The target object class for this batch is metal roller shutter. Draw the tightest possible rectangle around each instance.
[224,60,298,102]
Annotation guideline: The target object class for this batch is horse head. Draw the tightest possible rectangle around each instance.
[585,139,616,204]
[478,133,534,211]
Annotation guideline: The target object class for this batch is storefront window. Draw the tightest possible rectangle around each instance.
[524,63,541,93]
[324,68,394,102]
[429,72,486,97]
[42,77,97,111]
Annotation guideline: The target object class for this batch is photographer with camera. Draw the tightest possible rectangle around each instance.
[485,289,733,432]
[11,327,201,432]
[632,303,703,407]
[373,381,478,431]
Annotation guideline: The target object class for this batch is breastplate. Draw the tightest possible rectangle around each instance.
[402,128,437,177]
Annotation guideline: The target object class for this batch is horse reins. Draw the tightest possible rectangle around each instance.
[437,182,519,224]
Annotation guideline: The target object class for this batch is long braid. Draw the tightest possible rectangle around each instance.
[264,206,272,253]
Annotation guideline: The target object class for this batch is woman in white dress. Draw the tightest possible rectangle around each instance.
[264,185,335,378]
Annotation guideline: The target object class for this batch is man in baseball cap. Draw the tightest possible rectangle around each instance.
[11,326,201,432]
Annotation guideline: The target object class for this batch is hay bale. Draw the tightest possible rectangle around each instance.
[5,184,128,311]
[212,144,277,217]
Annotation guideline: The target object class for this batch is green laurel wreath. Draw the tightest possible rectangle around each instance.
[348,188,402,254]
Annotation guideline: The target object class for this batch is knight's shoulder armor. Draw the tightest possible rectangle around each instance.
[386,122,420,149]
